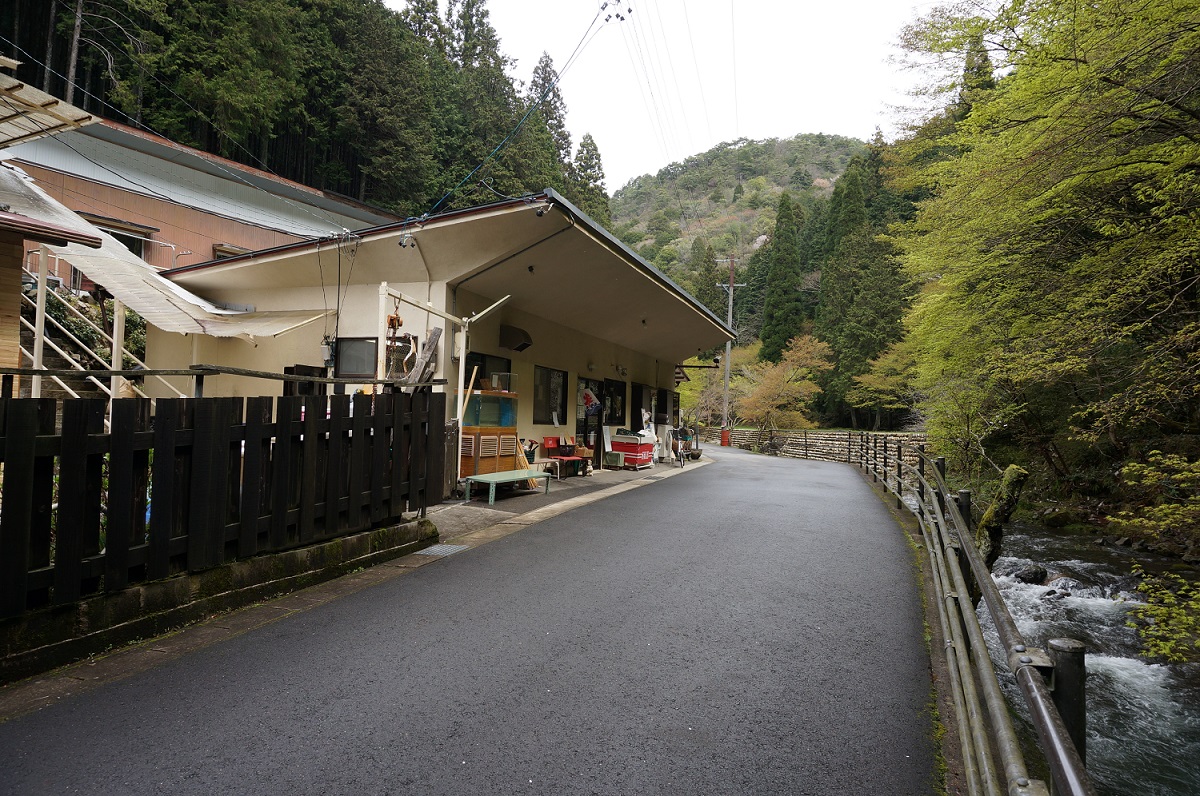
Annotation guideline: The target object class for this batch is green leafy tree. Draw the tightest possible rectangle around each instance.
[529,53,571,173]
[899,0,1200,484]
[847,342,917,431]
[734,335,833,433]
[569,133,612,226]
[759,192,807,362]
[688,238,724,319]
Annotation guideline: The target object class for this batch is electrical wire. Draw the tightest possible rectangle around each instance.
[731,0,740,138]
[617,11,673,162]
[679,0,714,144]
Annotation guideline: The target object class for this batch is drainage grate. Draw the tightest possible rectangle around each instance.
[418,544,470,557]
[643,475,665,481]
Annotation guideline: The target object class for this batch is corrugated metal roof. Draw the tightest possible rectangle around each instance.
[0,71,96,149]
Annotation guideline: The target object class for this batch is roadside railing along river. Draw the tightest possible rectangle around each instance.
[704,428,1098,796]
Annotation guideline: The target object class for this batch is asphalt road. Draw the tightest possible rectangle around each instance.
[0,445,935,795]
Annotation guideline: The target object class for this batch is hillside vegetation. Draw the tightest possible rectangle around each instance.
[1,0,610,221]
[610,134,864,292]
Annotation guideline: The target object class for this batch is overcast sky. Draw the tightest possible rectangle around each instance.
[384,1,940,191]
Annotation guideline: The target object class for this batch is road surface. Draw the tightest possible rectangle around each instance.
[0,445,935,795]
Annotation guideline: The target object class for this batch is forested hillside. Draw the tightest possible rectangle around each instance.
[609,133,864,310]
[615,132,914,433]
[0,0,610,221]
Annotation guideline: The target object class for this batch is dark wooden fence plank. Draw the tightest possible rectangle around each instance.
[298,396,320,544]
[29,401,57,584]
[424,391,446,510]
[148,399,179,579]
[53,399,104,603]
[347,394,370,530]
[270,397,301,550]
[406,391,424,515]
[130,400,152,577]
[0,401,39,618]
[211,398,238,564]
[23,401,58,609]
[323,395,350,537]
[391,393,410,518]
[187,398,229,571]
[105,399,139,591]
[239,397,272,557]
[370,395,390,523]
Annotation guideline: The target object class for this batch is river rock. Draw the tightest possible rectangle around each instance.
[1042,507,1082,528]
[1013,564,1049,584]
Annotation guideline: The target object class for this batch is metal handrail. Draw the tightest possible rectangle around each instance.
[20,273,187,399]
[860,438,1096,796]
[18,319,114,398]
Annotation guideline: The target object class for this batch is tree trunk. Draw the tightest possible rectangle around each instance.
[65,0,82,105]
[43,0,59,92]
[975,464,1029,571]
[9,1,19,63]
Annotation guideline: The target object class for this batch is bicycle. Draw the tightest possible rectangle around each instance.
[671,424,693,467]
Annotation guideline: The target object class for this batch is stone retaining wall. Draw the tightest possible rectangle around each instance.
[1,518,437,684]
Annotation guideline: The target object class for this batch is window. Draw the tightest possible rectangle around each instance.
[334,338,377,379]
[213,243,251,260]
[534,366,568,425]
[464,352,511,390]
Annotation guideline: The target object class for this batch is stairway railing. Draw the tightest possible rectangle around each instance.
[20,265,188,401]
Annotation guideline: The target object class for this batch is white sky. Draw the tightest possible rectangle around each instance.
[384,1,939,191]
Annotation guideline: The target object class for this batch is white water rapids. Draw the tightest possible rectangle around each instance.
[977,525,1200,796]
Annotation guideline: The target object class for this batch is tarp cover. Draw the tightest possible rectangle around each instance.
[0,73,96,150]
[0,162,328,338]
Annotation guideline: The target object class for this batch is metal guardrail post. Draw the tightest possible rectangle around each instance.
[872,434,878,481]
[935,457,947,517]
[917,445,926,519]
[883,436,890,490]
[888,443,1094,796]
[1048,638,1088,766]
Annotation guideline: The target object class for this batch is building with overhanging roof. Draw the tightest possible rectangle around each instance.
[0,66,734,474]
[161,188,734,456]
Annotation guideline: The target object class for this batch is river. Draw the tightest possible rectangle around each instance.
[980,522,1200,796]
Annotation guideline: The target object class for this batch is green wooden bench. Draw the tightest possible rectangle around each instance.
[464,469,551,506]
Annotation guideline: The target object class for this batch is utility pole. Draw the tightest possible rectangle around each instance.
[716,257,746,443]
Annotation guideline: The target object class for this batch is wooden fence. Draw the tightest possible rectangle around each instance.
[701,427,926,470]
[0,391,446,619]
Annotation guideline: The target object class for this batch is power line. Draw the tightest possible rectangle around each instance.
[730,0,740,138]
[679,0,714,144]
[428,4,611,214]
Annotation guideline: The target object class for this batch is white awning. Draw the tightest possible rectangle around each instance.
[1,162,329,338]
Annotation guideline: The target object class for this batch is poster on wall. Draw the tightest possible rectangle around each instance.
[578,377,602,419]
